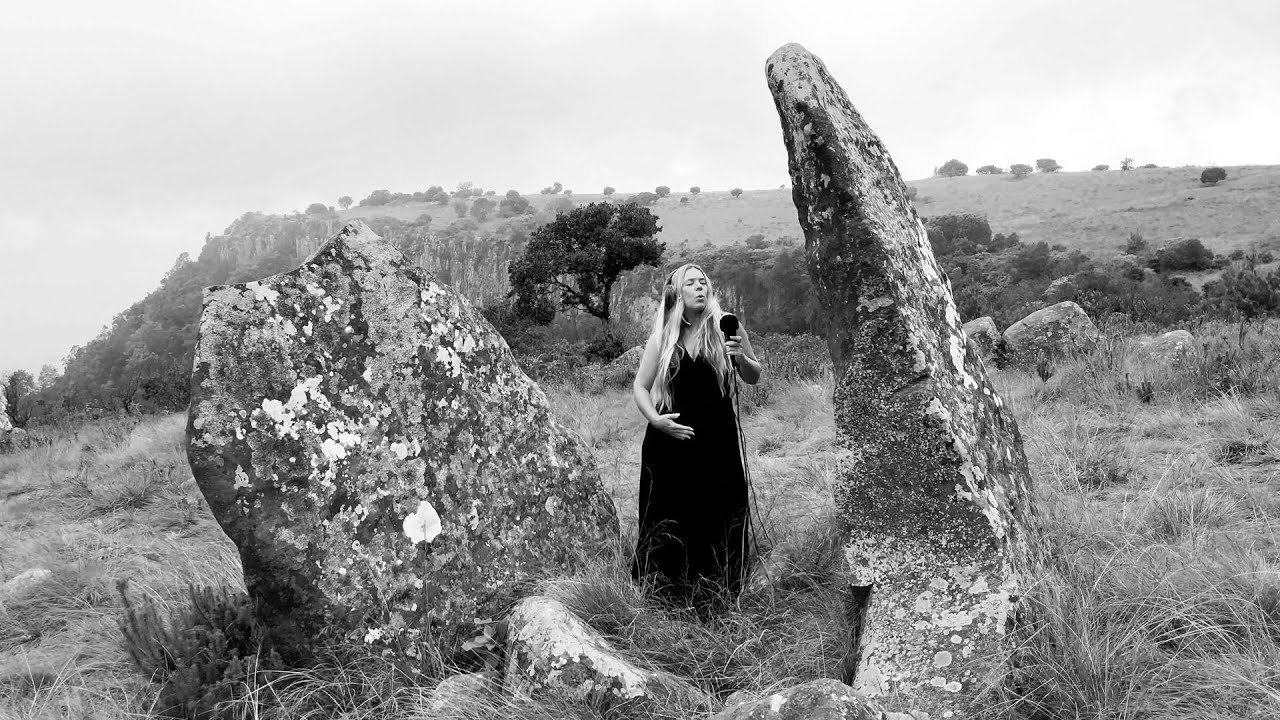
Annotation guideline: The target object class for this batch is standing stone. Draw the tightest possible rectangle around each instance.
[961,317,1001,359]
[767,44,1034,717]
[187,221,618,659]
[1002,300,1099,367]
[0,391,12,435]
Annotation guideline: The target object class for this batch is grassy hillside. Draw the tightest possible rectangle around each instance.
[343,165,1280,257]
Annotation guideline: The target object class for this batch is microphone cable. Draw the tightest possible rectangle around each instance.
[728,346,774,593]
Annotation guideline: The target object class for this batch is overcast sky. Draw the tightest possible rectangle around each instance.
[2,0,1277,375]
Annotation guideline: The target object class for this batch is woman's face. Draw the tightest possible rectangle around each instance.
[679,268,709,316]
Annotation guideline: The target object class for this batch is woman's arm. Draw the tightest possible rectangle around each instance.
[634,335,695,439]
[726,326,762,385]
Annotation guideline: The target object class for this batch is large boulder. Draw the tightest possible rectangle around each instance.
[187,221,618,659]
[1002,300,1099,366]
[767,44,1035,717]
[1139,329,1193,363]
[504,595,710,714]
[961,316,1000,359]
[709,679,886,720]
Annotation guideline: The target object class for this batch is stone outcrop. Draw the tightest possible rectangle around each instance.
[0,392,11,435]
[608,345,645,376]
[1042,275,1077,302]
[767,43,1034,717]
[1002,300,1099,366]
[709,679,888,720]
[961,317,1001,359]
[187,221,618,658]
[1139,329,1193,363]
[504,595,710,714]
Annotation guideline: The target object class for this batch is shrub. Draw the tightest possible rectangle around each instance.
[603,186,615,196]
[690,186,701,195]
[680,197,689,204]
[539,182,563,195]
[1120,158,1134,171]
[730,188,743,199]
[975,165,1004,175]
[1151,238,1216,273]
[654,186,670,198]
[337,196,353,209]
[1011,164,1033,179]
[625,191,659,207]
[1200,167,1227,185]
[1124,232,1147,255]
[119,582,291,720]
[1141,163,1159,169]
[935,159,969,177]
[499,190,531,218]
[1092,164,1110,172]
[1036,158,1063,173]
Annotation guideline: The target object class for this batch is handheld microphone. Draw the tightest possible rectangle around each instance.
[720,313,740,365]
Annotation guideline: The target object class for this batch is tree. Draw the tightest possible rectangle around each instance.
[730,188,743,199]
[626,192,659,206]
[453,181,474,198]
[975,165,1004,175]
[1035,158,1062,173]
[305,202,329,214]
[935,159,969,177]
[338,195,353,210]
[37,364,59,390]
[1121,158,1134,171]
[1092,164,1110,172]
[1141,163,1159,169]
[680,197,689,205]
[469,197,496,222]
[690,186,701,195]
[540,182,563,195]
[655,186,670,198]
[603,186,615,196]
[453,199,469,217]
[1010,164,1033,179]
[3,370,35,428]
[1200,167,1227,186]
[508,203,664,329]
[499,190,531,218]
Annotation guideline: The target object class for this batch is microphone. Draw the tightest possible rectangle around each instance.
[720,313,740,365]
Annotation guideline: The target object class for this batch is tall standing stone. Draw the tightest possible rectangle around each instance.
[766,44,1035,716]
[187,221,618,660]
[0,392,11,435]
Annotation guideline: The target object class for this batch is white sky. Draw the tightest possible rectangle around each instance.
[2,0,1278,374]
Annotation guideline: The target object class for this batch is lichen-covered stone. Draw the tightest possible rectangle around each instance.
[503,595,710,714]
[1002,301,1099,367]
[766,43,1035,717]
[0,391,12,434]
[186,221,618,658]
[608,345,645,375]
[1139,329,1193,363]
[709,679,887,720]
[425,672,496,713]
[961,317,1001,359]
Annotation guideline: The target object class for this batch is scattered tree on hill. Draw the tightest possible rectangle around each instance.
[338,196,353,210]
[626,192,659,207]
[485,189,496,196]
[1200,167,1227,186]
[975,165,1004,175]
[3,370,35,429]
[453,199,469,218]
[1036,158,1062,173]
[1124,232,1147,255]
[508,202,664,329]
[1092,164,1110,172]
[1151,238,1216,272]
[564,190,573,196]
[540,182,564,195]
[603,186,615,196]
[360,189,394,206]
[655,186,670,198]
[935,159,969,177]
[690,186,701,195]
[745,233,769,249]
[731,188,743,199]
[1141,163,1159,169]
[499,190,532,218]
[680,197,689,204]
[37,364,59,391]
[470,197,496,222]
[453,181,474,198]
[1010,164,1033,179]
[1121,158,1134,171]
[305,203,329,214]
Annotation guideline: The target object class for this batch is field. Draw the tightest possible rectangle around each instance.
[340,165,1280,257]
[4,320,1280,718]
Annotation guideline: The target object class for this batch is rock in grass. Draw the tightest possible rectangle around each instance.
[710,679,886,720]
[1140,329,1193,363]
[1002,300,1099,367]
[503,595,711,714]
[186,221,618,660]
[961,316,1001,359]
[767,43,1035,717]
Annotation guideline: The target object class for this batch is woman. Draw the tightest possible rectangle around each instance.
[631,263,762,609]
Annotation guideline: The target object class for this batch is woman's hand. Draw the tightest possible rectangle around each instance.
[652,413,695,440]
[726,334,745,363]
[726,328,763,384]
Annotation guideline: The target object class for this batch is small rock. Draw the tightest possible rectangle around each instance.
[709,678,885,719]
[1140,330,1193,363]
[2,568,52,600]
[961,316,1000,359]
[724,690,759,709]
[426,672,494,713]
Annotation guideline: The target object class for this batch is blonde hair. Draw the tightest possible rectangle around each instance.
[649,263,732,410]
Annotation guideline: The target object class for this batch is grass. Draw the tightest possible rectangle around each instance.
[4,319,1280,717]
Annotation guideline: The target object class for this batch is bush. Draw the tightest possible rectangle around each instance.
[680,197,689,204]
[1011,163,1033,179]
[1092,164,1110,172]
[499,190,531,218]
[1036,158,1063,173]
[1151,238,1216,273]
[603,186,615,196]
[690,186,701,195]
[625,191,659,207]
[1120,158,1134,171]
[119,582,291,720]
[975,165,1004,175]
[730,188,743,199]
[1141,163,1159,169]
[1200,167,1227,185]
[540,182,563,195]
[654,186,670,198]
[935,159,969,177]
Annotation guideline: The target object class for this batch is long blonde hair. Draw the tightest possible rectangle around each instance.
[650,263,733,410]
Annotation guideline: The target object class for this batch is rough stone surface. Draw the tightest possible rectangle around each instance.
[1042,275,1077,302]
[1,568,52,600]
[767,43,1034,716]
[186,221,618,657]
[426,672,495,713]
[504,595,710,714]
[1002,301,1099,366]
[1140,330,1194,363]
[608,345,645,375]
[709,679,887,720]
[961,317,1001,359]
[0,392,11,434]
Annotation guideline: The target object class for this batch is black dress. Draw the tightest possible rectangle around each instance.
[632,349,750,607]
